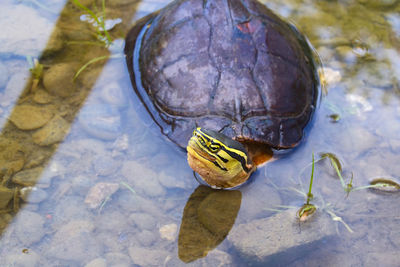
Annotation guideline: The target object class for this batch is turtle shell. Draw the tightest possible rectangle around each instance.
[125,0,319,149]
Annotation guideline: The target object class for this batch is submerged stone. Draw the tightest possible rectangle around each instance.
[228,209,336,266]
[15,210,45,246]
[12,167,44,187]
[84,182,120,209]
[43,63,76,97]
[0,186,14,209]
[32,115,70,146]
[9,105,53,130]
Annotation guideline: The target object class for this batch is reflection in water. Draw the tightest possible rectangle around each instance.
[178,186,241,263]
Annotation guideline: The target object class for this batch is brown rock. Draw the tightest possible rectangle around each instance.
[43,63,76,97]
[84,182,119,209]
[0,186,14,209]
[32,115,70,146]
[9,105,53,130]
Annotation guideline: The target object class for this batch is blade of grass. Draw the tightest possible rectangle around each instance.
[120,181,137,195]
[73,54,122,80]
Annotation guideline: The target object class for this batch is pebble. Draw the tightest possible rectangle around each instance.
[136,230,157,247]
[104,252,131,267]
[84,182,120,209]
[78,104,122,140]
[128,247,169,267]
[93,155,121,176]
[9,104,53,130]
[0,138,25,174]
[19,186,48,203]
[158,171,188,189]
[12,167,44,187]
[159,223,178,241]
[85,258,107,267]
[32,115,69,146]
[47,220,100,262]
[33,89,53,104]
[129,212,156,231]
[100,82,128,108]
[3,249,41,267]
[15,210,45,246]
[43,63,77,97]
[321,67,342,86]
[121,161,165,197]
[0,186,14,209]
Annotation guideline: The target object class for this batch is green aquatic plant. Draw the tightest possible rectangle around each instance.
[320,153,400,195]
[297,153,317,221]
[71,0,112,46]
[320,152,352,193]
[73,54,122,80]
[352,178,400,193]
[26,56,44,92]
[120,181,137,196]
[70,0,125,80]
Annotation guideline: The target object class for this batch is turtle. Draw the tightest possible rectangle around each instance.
[124,0,319,189]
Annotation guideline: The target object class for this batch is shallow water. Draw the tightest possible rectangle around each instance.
[0,0,399,266]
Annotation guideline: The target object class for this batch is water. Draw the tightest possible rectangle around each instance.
[0,0,399,266]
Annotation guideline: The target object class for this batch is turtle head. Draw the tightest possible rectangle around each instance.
[186,127,256,189]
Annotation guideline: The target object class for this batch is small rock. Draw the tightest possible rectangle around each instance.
[121,161,165,197]
[93,156,121,176]
[12,167,44,187]
[100,82,128,108]
[228,210,337,265]
[20,186,48,203]
[4,249,41,267]
[136,230,157,247]
[84,182,119,209]
[365,251,399,266]
[112,134,130,152]
[105,252,131,267]
[128,247,169,266]
[47,220,99,262]
[321,67,342,85]
[78,104,122,140]
[15,210,45,246]
[9,104,53,130]
[129,212,156,231]
[0,186,14,209]
[43,63,76,97]
[33,89,53,104]
[158,171,188,189]
[159,223,178,241]
[0,138,25,174]
[85,258,107,267]
[32,115,69,146]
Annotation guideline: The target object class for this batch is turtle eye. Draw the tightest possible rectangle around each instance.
[208,143,221,153]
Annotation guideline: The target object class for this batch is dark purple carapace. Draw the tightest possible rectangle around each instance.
[125,0,319,149]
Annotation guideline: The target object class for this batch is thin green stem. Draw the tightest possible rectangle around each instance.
[306,153,315,205]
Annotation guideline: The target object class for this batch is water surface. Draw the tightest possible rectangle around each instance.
[0,0,399,266]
